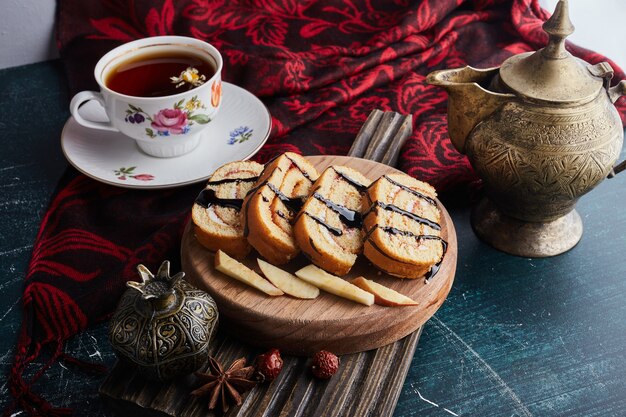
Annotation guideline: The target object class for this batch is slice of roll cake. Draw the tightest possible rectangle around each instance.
[294,166,371,276]
[242,152,319,264]
[192,161,264,259]
[362,173,446,279]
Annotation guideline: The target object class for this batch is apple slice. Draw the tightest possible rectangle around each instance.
[257,259,320,299]
[351,277,419,307]
[295,265,374,306]
[214,250,283,296]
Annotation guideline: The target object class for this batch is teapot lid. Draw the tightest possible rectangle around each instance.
[499,0,603,103]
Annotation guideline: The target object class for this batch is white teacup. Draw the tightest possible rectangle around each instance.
[70,36,223,158]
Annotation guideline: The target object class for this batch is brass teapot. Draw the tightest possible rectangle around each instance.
[428,0,625,257]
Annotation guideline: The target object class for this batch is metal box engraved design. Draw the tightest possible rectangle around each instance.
[109,261,218,381]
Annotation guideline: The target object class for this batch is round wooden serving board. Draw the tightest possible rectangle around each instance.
[181,155,457,355]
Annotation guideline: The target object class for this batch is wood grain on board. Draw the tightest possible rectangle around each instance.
[181,155,457,355]
[99,328,422,417]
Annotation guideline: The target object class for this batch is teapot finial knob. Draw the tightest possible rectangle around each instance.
[542,0,574,59]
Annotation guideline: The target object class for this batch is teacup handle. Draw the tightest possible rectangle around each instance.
[69,91,118,132]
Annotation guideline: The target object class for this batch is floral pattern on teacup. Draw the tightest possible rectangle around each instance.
[228,126,254,145]
[114,166,155,181]
[211,80,222,107]
[124,96,211,138]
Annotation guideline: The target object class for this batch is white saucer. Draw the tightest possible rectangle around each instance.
[61,82,271,189]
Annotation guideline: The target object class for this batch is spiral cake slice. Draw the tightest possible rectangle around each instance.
[362,173,446,279]
[242,152,319,264]
[192,160,264,259]
[294,166,371,276]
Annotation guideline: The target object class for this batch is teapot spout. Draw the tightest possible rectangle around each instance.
[427,66,514,153]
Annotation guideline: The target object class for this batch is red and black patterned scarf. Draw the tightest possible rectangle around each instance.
[6,0,626,415]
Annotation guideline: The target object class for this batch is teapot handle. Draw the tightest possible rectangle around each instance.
[588,63,626,103]
[607,80,626,178]
[609,80,626,104]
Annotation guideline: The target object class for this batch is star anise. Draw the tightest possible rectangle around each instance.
[191,356,257,412]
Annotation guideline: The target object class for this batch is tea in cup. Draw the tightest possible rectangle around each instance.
[70,36,223,158]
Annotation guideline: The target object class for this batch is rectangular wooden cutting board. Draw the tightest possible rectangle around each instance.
[100,329,421,417]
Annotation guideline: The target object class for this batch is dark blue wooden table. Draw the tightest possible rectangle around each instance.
[1,61,626,417]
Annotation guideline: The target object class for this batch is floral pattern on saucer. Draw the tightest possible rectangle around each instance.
[114,166,155,181]
[124,95,211,138]
[228,126,254,145]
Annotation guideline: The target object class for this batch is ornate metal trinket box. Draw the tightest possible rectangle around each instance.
[109,261,218,381]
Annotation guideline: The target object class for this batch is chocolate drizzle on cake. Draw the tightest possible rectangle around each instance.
[305,213,343,236]
[245,180,305,212]
[382,175,437,206]
[330,167,367,192]
[312,192,362,229]
[363,224,444,243]
[243,177,305,237]
[242,153,313,237]
[284,154,315,182]
[297,167,367,239]
[266,183,304,213]
[364,224,447,281]
[205,176,259,186]
[195,189,244,210]
[364,201,441,231]
[308,237,321,254]
[197,175,262,210]
[423,237,447,281]
[244,179,303,235]
[242,181,268,237]
[263,153,282,166]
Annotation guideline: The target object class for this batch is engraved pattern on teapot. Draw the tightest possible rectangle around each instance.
[466,94,623,221]
[499,100,618,147]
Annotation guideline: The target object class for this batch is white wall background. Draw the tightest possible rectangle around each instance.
[0,0,624,70]
[540,0,626,70]
[0,0,58,69]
